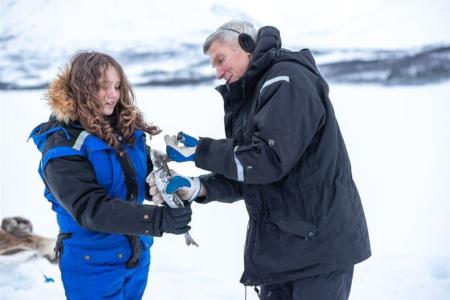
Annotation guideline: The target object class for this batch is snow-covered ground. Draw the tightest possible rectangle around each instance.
[1,82,450,299]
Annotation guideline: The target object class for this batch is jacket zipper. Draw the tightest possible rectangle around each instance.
[261,195,269,218]
[241,80,248,143]
[242,113,247,142]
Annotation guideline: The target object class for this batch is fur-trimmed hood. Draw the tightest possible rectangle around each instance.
[47,67,78,123]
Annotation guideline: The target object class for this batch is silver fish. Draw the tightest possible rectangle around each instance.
[150,150,199,247]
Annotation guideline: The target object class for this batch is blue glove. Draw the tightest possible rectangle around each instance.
[165,132,198,162]
[166,174,202,202]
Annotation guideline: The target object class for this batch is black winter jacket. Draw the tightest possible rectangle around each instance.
[195,27,371,286]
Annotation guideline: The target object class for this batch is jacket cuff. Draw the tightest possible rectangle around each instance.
[140,205,163,237]
[195,137,211,167]
[195,174,220,204]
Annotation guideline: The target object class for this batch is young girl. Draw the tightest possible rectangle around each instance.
[29,51,192,299]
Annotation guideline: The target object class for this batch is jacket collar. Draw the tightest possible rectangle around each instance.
[46,67,78,124]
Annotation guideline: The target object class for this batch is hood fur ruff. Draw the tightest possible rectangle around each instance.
[47,68,78,123]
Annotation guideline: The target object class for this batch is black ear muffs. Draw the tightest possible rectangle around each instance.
[222,28,256,53]
[238,33,256,53]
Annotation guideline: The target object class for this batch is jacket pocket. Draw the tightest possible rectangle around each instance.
[269,212,318,240]
[60,241,132,270]
[245,214,320,278]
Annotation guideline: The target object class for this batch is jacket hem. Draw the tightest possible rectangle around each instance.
[240,250,371,286]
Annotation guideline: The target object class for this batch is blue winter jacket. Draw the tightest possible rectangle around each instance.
[29,118,162,267]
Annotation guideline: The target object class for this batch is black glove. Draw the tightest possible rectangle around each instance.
[160,205,192,235]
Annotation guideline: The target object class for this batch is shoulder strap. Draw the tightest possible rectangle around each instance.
[115,146,138,202]
[115,146,142,269]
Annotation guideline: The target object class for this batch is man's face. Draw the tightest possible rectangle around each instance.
[207,40,251,83]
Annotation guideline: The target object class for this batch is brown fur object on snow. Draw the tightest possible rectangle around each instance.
[0,217,57,263]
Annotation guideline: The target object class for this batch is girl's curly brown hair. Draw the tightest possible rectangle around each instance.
[67,51,160,149]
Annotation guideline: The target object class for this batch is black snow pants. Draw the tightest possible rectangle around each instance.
[259,266,354,300]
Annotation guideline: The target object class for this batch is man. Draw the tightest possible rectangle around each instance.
[150,20,371,299]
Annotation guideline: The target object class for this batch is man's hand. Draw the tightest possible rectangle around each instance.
[166,174,202,202]
[147,170,202,203]
[165,132,198,162]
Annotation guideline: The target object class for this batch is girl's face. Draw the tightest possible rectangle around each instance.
[95,66,121,116]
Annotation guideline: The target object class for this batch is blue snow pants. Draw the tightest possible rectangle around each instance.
[59,242,151,300]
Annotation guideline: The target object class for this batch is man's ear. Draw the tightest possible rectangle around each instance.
[238,33,256,53]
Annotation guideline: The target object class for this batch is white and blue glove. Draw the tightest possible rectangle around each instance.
[148,170,202,203]
[166,174,202,202]
[165,132,198,162]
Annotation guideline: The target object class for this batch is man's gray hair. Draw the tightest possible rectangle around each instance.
[203,20,257,54]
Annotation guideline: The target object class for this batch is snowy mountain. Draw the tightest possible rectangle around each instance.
[1,0,450,89]
[1,43,449,90]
